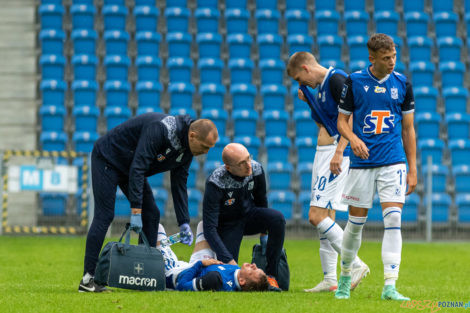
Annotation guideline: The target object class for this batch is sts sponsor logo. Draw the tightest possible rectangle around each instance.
[363,110,395,134]
[374,86,386,93]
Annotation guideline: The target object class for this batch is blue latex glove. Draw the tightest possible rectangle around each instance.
[179,223,193,246]
[130,213,142,232]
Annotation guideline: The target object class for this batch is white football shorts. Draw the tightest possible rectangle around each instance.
[341,163,407,209]
[310,145,350,212]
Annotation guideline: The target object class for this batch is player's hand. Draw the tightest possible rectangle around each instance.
[298,89,307,102]
[406,170,417,195]
[228,259,237,266]
[130,213,142,232]
[350,137,369,159]
[201,259,223,267]
[179,223,194,246]
[330,151,343,175]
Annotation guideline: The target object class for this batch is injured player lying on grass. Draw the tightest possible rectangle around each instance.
[157,222,278,292]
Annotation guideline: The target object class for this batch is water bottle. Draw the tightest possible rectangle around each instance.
[160,232,182,247]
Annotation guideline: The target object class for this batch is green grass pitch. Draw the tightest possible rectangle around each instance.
[0,236,469,313]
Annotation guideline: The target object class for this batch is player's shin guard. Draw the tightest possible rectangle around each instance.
[382,207,402,286]
[340,216,367,277]
[318,229,338,282]
[195,221,206,244]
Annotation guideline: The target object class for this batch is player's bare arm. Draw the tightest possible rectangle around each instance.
[201,259,224,267]
[402,113,417,195]
[337,113,369,160]
[330,116,353,174]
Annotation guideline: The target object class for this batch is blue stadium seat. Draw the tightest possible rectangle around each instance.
[449,139,470,166]
[285,9,310,35]
[367,195,383,222]
[263,110,288,137]
[203,160,224,177]
[187,161,199,189]
[226,0,246,8]
[394,60,405,73]
[198,58,224,84]
[347,35,369,61]
[165,7,190,33]
[446,113,470,140]
[391,35,403,60]
[73,105,99,131]
[225,8,249,33]
[72,80,97,106]
[233,136,261,160]
[405,12,429,37]
[168,57,193,83]
[115,188,129,217]
[70,4,95,30]
[40,105,66,131]
[261,84,287,111]
[169,108,197,118]
[409,61,435,87]
[196,33,222,59]
[102,5,128,31]
[432,0,454,13]
[349,60,368,72]
[291,85,305,112]
[104,30,129,56]
[255,9,280,34]
[286,0,307,10]
[317,35,342,61]
[201,109,228,136]
[136,107,163,115]
[374,11,399,36]
[403,193,419,223]
[315,10,340,35]
[136,81,162,109]
[41,79,66,106]
[434,12,458,39]
[40,193,67,216]
[71,29,96,55]
[42,0,64,4]
[227,34,253,59]
[344,0,365,11]
[268,162,294,190]
[136,0,157,5]
[105,106,131,130]
[231,83,257,110]
[199,82,225,110]
[414,86,438,112]
[195,8,219,33]
[265,136,291,163]
[73,131,99,153]
[437,37,462,62]
[104,80,130,108]
[299,191,313,220]
[466,13,470,38]
[136,56,161,81]
[321,59,346,70]
[233,109,258,136]
[440,61,465,89]
[259,59,285,85]
[418,138,445,165]
[165,0,186,7]
[374,0,396,11]
[206,136,230,161]
[104,55,130,81]
[40,54,65,80]
[408,36,433,62]
[344,10,369,36]
[104,0,125,5]
[315,1,335,10]
[72,54,97,80]
[422,164,449,193]
[257,34,283,60]
[40,131,67,151]
[152,188,168,216]
[424,193,451,223]
[229,58,254,84]
[287,34,313,56]
[166,32,192,58]
[268,191,295,220]
[134,5,159,32]
[456,193,470,223]
[40,29,65,55]
[136,31,161,56]
[453,165,470,193]
[39,4,64,30]
[294,110,319,138]
[295,137,317,164]
[256,0,277,9]
[403,0,424,13]
[297,162,313,192]
[415,112,441,139]
[187,189,202,218]
[443,87,468,113]
[168,82,195,109]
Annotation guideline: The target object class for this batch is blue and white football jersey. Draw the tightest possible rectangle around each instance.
[339,67,415,168]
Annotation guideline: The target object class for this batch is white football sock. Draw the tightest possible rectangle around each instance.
[82,272,93,284]
[340,215,367,277]
[195,221,206,244]
[157,223,167,243]
[382,207,402,286]
[318,229,338,282]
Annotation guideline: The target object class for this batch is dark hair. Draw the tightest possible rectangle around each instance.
[241,273,269,292]
[367,33,395,53]
[189,119,218,141]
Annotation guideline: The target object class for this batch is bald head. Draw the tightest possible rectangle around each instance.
[222,143,248,165]
[286,51,318,78]
[222,143,252,177]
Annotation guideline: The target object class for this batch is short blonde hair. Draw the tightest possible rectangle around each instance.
[286,51,317,77]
